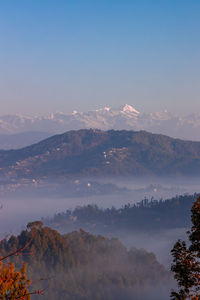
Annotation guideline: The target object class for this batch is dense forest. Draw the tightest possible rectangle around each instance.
[0,222,170,300]
[43,194,198,234]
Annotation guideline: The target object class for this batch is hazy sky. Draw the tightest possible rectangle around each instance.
[0,1,200,116]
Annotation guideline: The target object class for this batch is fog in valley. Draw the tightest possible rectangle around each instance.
[0,176,198,299]
[0,176,197,259]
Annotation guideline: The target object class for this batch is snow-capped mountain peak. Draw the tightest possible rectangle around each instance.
[104,107,111,112]
[121,104,140,115]
[0,104,200,142]
[95,106,111,112]
[72,110,78,115]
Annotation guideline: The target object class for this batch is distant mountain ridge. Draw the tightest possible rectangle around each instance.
[1,129,200,179]
[0,104,200,142]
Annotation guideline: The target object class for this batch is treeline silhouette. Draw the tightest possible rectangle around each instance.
[44,194,199,233]
[0,222,169,300]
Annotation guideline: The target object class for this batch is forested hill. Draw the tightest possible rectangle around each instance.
[0,129,200,178]
[0,222,169,300]
[44,194,198,233]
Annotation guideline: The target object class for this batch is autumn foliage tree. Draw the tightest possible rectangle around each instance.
[0,221,44,300]
[0,221,169,300]
[171,196,200,299]
[0,261,31,300]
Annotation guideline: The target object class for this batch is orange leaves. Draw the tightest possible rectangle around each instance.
[0,262,31,300]
[0,229,44,299]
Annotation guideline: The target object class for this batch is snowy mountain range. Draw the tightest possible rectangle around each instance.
[0,104,200,149]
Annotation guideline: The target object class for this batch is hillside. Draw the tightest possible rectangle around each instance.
[44,194,198,234]
[0,222,169,300]
[0,129,200,179]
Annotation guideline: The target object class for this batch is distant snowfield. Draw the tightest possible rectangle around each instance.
[0,104,200,147]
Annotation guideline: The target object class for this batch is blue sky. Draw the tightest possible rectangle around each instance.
[0,0,199,115]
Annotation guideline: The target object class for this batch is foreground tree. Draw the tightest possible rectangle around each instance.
[0,262,31,300]
[0,222,44,299]
[171,196,200,299]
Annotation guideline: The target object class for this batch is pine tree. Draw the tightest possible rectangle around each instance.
[171,196,200,299]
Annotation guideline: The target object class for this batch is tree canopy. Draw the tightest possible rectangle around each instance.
[171,196,200,299]
[0,262,31,300]
[0,223,169,300]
